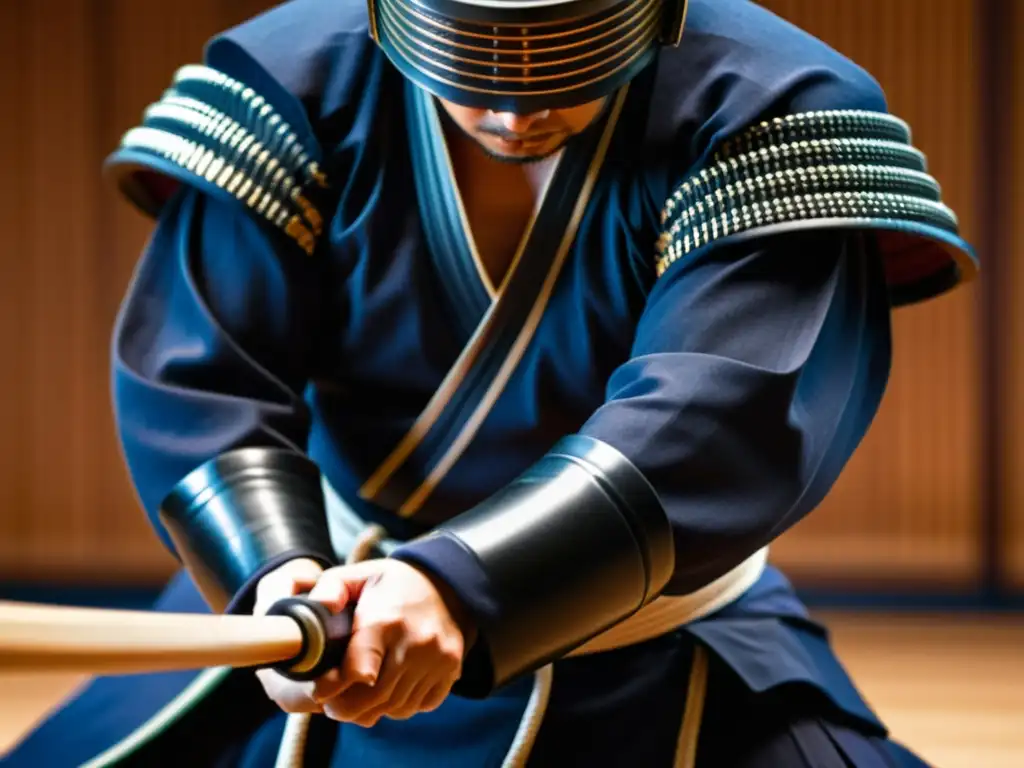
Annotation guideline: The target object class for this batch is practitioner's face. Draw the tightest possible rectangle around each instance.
[437,97,608,163]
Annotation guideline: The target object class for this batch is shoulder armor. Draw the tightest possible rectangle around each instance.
[103,63,329,256]
[655,110,978,306]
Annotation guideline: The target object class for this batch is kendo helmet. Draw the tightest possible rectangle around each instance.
[366,0,688,113]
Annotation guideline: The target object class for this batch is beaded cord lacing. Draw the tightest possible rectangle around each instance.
[655,110,961,278]
[115,64,329,256]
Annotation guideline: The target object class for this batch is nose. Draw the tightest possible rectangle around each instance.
[493,110,551,134]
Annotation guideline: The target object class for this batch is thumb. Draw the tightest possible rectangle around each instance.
[253,557,325,616]
[306,560,383,613]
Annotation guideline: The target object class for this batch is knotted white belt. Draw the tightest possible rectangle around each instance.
[571,546,768,656]
[324,479,768,657]
[316,480,770,768]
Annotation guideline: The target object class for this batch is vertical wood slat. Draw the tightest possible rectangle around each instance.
[0,3,31,573]
[0,0,275,583]
[1006,1,1024,588]
[28,0,102,568]
[759,0,984,587]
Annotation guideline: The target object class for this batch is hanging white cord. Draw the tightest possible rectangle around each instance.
[673,645,709,768]
[272,709,313,768]
[500,664,554,768]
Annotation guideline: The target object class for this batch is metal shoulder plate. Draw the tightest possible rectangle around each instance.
[655,110,978,305]
[104,65,329,257]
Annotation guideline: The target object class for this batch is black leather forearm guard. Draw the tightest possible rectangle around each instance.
[158,447,337,613]
[411,435,675,696]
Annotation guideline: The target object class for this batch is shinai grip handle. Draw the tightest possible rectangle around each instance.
[265,595,354,681]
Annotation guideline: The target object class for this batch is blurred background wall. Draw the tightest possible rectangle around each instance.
[0,0,1017,603]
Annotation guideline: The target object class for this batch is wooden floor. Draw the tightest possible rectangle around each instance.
[0,612,1021,766]
[813,612,1024,768]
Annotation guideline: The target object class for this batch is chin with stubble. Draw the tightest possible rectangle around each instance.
[472,126,571,164]
[436,96,610,164]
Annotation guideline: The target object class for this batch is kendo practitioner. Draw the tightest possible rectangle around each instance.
[3,0,978,766]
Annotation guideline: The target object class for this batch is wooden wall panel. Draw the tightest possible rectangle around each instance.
[758,0,984,587]
[0,0,275,583]
[1006,2,1024,588]
[0,2,32,579]
[0,0,989,589]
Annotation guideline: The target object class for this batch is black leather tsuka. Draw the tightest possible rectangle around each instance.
[158,447,337,613]
[430,435,675,696]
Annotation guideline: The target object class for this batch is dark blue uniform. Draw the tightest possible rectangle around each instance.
[3,0,974,766]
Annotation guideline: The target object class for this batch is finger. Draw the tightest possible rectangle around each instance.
[402,676,447,716]
[253,558,325,615]
[304,560,384,613]
[337,619,388,692]
[419,680,451,713]
[352,675,417,726]
[322,679,398,723]
[255,668,322,714]
[326,679,403,728]
[307,569,354,614]
[311,668,346,704]
[358,673,427,723]
[323,652,402,721]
